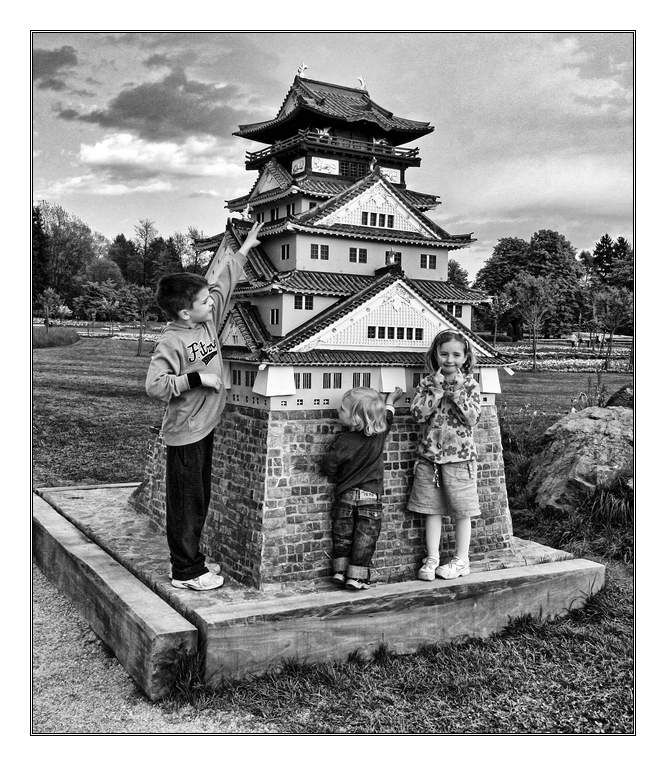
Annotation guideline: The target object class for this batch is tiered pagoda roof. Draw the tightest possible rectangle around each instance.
[221,267,509,369]
[235,77,433,145]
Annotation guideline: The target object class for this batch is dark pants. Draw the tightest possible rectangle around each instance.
[165,430,214,581]
[332,490,382,580]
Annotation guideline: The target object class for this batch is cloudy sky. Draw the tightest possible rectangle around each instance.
[32,31,633,279]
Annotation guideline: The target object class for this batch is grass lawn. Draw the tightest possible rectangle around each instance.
[32,337,162,487]
[32,337,634,733]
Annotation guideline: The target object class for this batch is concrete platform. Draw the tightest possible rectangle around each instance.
[33,485,605,687]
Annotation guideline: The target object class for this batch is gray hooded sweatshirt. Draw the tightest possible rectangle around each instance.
[145,248,244,446]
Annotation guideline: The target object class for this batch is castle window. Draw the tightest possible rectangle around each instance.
[287,202,295,216]
[297,399,303,406]
[367,326,376,338]
[333,373,342,388]
[387,327,395,339]
[322,373,331,388]
[257,211,265,222]
[385,251,402,266]
[420,254,427,269]
[323,398,329,405]
[349,247,357,263]
[387,215,394,228]
[309,201,317,209]
[311,244,319,259]
[320,245,329,260]
[281,243,290,260]
[245,370,257,387]
[396,327,405,340]
[232,369,241,385]
[413,372,423,388]
[352,373,361,387]
[314,399,320,405]
[455,305,463,318]
[270,308,279,325]
[358,248,367,263]
[447,303,454,314]
[294,294,302,309]
[340,160,368,179]
[270,207,278,221]
[406,328,413,340]
[378,214,385,227]
[362,373,371,387]
[361,212,368,225]
[415,328,424,340]
[428,254,437,269]
[294,372,301,388]
[304,295,313,310]
[302,373,312,389]
[377,326,386,339]
[370,213,377,226]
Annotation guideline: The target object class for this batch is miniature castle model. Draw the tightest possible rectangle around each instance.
[132,76,514,588]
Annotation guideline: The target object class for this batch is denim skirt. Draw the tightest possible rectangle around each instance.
[407,458,481,519]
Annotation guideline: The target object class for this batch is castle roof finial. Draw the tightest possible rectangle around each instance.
[357,75,367,90]
[296,62,308,77]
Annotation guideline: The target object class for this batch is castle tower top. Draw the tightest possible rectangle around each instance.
[234,76,434,146]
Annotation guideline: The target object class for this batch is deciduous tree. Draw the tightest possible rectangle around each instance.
[446,258,469,288]
[505,275,557,371]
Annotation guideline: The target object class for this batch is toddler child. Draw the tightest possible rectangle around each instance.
[408,330,482,580]
[145,221,263,591]
[322,386,403,590]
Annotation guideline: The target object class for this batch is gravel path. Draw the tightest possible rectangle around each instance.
[31,562,273,734]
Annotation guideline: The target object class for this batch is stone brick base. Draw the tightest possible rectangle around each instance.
[130,404,512,589]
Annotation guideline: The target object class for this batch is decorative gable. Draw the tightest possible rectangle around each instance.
[220,317,248,349]
[290,280,486,356]
[315,178,436,237]
[250,167,285,198]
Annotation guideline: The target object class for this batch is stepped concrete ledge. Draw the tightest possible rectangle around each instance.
[34,485,605,684]
[32,495,198,700]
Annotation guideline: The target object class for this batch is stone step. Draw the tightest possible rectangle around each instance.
[197,558,605,680]
[32,495,198,701]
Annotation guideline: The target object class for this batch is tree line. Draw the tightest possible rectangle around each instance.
[32,201,212,352]
[471,229,633,370]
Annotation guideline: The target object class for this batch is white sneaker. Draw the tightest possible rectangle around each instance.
[170,562,221,578]
[171,571,224,591]
[418,555,439,581]
[435,556,470,579]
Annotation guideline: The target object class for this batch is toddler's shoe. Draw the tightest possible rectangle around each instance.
[346,577,370,590]
[417,555,439,581]
[332,571,346,586]
[435,556,470,579]
[171,571,224,591]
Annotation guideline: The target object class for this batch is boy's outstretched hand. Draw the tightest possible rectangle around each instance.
[386,386,404,406]
[239,221,263,254]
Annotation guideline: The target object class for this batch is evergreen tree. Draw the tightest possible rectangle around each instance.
[108,234,139,282]
[446,258,470,288]
[32,205,50,302]
[592,234,616,281]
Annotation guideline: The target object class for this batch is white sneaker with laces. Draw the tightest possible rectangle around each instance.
[418,555,440,581]
[170,562,221,578]
[171,571,224,591]
[435,556,470,579]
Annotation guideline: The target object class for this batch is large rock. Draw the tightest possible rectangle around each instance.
[605,385,633,409]
[526,406,633,513]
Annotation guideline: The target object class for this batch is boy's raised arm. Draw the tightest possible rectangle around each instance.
[207,221,264,330]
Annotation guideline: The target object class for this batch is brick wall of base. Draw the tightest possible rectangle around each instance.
[130,404,512,588]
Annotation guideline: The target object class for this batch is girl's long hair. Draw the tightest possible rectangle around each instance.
[341,387,387,436]
[424,330,476,374]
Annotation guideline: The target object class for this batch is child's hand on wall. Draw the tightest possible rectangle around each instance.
[199,373,222,392]
[386,387,404,406]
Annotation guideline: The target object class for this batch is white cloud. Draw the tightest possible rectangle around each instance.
[35,174,173,197]
[79,133,245,179]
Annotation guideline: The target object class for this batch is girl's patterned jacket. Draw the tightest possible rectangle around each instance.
[411,372,482,464]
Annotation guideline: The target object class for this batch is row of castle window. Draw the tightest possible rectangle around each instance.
[294,294,314,310]
[447,304,463,318]
[368,326,424,341]
[280,243,434,270]
[231,370,258,387]
[361,211,395,228]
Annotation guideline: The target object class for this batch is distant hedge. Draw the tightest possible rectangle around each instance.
[32,327,81,349]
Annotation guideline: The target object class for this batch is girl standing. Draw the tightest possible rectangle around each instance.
[322,386,403,590]
[408,331,482,580]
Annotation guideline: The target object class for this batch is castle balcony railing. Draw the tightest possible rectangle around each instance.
[245,130,420,169]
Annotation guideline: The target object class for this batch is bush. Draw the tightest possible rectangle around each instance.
[32,327,80,348]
